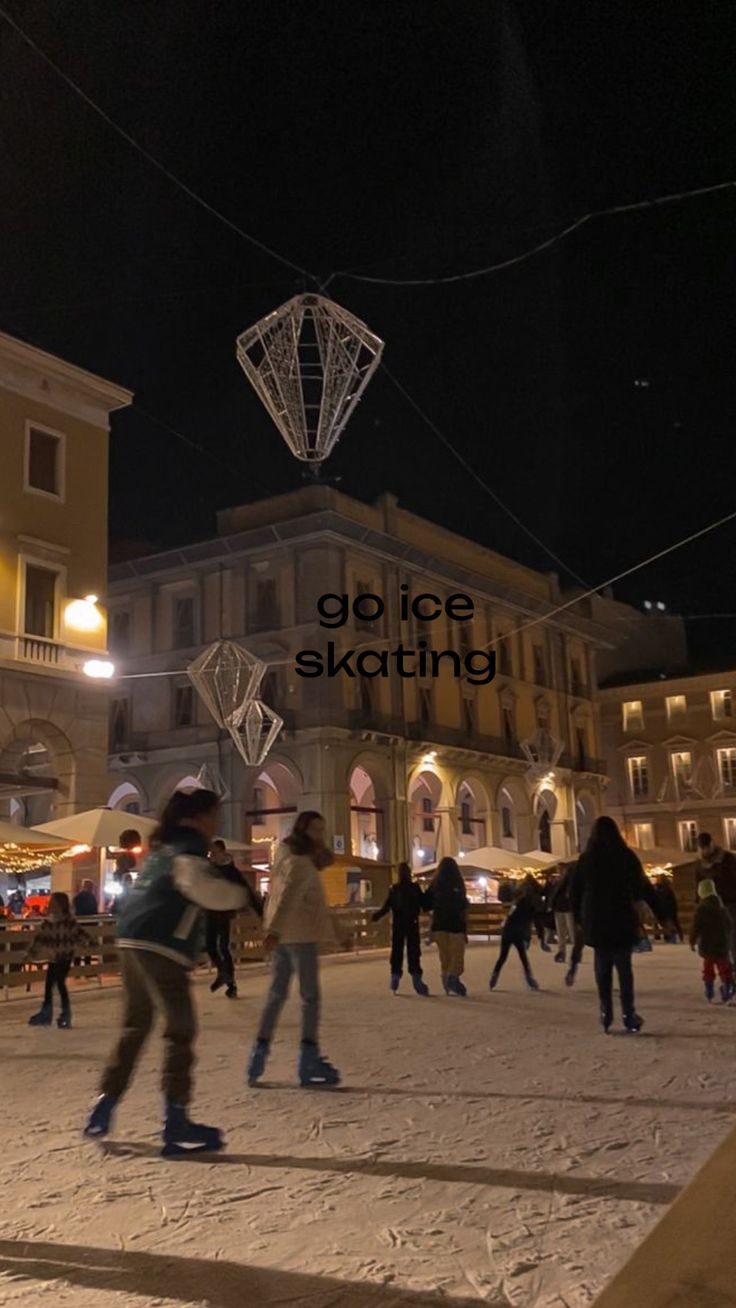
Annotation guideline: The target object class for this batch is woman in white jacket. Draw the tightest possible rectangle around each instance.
[248,811,340,1087]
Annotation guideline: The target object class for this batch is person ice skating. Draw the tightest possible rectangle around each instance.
[532,877,552,951]
[372,861,429,995]
[689,878,735,1002]
[549,863,576,963]
[247,811,341,1088]
[489,884,539,991]
[207,839,263,999]
[25,892,95,1029]
[83,789,251,1154]
[426,856,468,996]
[655,875,682,943]
[695,833,736,961]
[571,816,666,1033]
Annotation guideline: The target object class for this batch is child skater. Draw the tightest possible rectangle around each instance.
[26,892,95,1028]
[689,878,735,1002]
[489,880,540,991]
[372,861,429,995]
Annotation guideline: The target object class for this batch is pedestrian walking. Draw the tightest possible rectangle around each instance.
[247,811,341,1088]
[372,861,429,995]
[571,816,666,1033]
[207,839,263,999]
[83,788,250,1154]
[73,879,98,918]
[549,863,576,963]
[426,856,469,996]
[489,885,539,991]
[689,878,735,1002]
[25,892,95,1029]
[694,833,736,961]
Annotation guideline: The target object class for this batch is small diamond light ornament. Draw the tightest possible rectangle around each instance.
[187,640,266,731]
[236,293,384,465]
[521,728,563,771]
[689,755,723,801]
[229,699,283,768]
[193,761,231,802]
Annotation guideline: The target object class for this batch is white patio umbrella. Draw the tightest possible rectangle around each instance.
[630,846,697,869]
[0,819,71,850]
[35,808,158,847]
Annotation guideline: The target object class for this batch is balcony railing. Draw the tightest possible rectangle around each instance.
[18,636,61,666]
[0,632,93,675]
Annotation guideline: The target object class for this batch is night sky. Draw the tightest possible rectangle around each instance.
[2,2,735,645]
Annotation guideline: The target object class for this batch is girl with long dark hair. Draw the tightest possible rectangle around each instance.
[571,816,664,1033]
[84,789,250,1153]
[26,892,95,1029]
[426,856,469,995]
[248,811,341,1087]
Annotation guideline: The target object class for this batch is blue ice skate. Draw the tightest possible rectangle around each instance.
[161,1103,224,1156]
[390,973,400,993]
[28,1002,52,1026]
[445,975,467,996]
[623,1012,644,1033]
[411,973,429,996]
[705,980,715,1002]
[247,1038,269,1086]
[83,1094,115,1138]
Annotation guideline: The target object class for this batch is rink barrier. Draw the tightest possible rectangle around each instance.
[0,903,511,999]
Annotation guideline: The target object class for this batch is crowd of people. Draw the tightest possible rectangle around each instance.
[13,784,736,1154]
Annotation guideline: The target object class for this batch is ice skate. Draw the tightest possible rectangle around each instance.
[210,974,226,993]
[298,1042,341,1087]
[411,973,429,996]
[57,1007,72,1029]
[390,973,400,993]
[441,974,450,994]
[564,965,577,988]
[247,1038,269,1086]
[445,974,467,996]
[720,983,731,1003]
[83,1094,115,1138]
[161,1103,224,1156]
[225,983,238,999]
[554,951,566,963]
[704,979,715,1002]
[539,941,551,952]
[600,1006,613,1033]
[622,1012,644,1033]
[489,970,499,991]
[525,974,540,991]
[28,1002,52,1026]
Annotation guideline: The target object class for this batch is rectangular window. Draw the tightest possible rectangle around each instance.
[251,786,265,827]
[570,657,584,697]
[532,645,546,685]
[421,796,434,833]
[622,700,643,731]
[253,579,279,632]
[671,750,693,788]
[633,822,655,850]
[355,581,377,633]
[502,705,516,747]
[457,620,473,658]
[498,638,512,676]
[24,564,57,638]
[717,747,736,790]
[359,676,373,715]
[418,685,432,726]
[502,805,514,839]
[679,820,698,853]
[25,425,64,498]
[627,755,649,799]
[460,800,473,836]
[666,694,687,721]
[576,727,588,770]
[724,817,736,852]
[462,694,475,734]
[110,609,131,654]
[711,689,733,720]
[173,595,196,648]
[173,684,195,728]
[109,698,129,752]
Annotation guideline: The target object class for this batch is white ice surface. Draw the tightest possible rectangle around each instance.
[0,943,734,1308]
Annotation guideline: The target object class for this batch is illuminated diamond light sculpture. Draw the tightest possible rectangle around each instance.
[236,293,384,464]
[194,761,231,802]
[187,640,266,731]
[690,755,724,801]
[229,699,283,768]
[521,728,564,770]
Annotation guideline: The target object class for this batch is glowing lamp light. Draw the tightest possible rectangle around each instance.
[83,659,115,680]
[65,595,104,633]
[422,750,438,765]
[478,876,488,889]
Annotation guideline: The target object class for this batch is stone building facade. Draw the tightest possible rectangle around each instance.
[107,487,617,872]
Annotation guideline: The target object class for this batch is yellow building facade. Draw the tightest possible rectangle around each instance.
[0,331,132,823]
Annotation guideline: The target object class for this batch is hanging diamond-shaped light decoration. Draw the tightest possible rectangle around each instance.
[689,755,724,800]
[236,293,384,465]
[521,728,564,770]
[229,699,283,768]
[193,761,231,802]
[187,640,266,731]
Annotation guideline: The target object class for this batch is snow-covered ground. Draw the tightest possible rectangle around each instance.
[1,942,734,1308]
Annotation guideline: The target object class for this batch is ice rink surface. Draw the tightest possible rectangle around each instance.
[1,942,734,1307]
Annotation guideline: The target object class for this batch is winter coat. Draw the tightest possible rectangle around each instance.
[26,915,95,963]
[501,893,537,942]
[264,842,334,945]
[690,895,732,958]
[117,827,249,968]
[549,867,575,914]
[426,881,468,935]
[657,881,679,921]
[72,889,98,917]
[207,858,264,923]
[373,881,425,925]
[571,846,662,950]
[695,849,736,907]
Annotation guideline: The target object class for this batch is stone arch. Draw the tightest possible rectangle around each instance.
[532,786,557,854]
[108,778,149,816]
[454,772,493,853]
[408,768,445,869]
[347,751,392,862]
[244,756,302,858]
[495,774,532,852]
[0,718,76,825]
